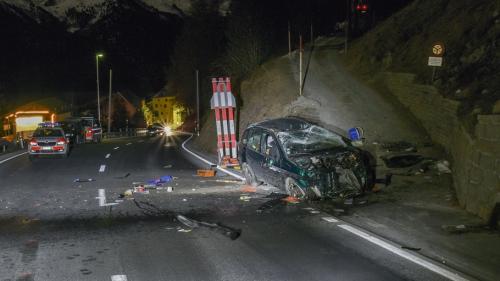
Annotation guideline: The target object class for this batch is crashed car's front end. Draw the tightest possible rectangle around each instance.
[291,149,369,198]
[278,125,371,199]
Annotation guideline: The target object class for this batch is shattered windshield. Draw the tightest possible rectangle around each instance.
[277,125,347,156]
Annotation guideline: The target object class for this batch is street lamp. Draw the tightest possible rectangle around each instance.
[96,53,104,123]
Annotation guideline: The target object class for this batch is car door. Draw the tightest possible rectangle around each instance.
[245,128,266,180]
[260,132,285,188]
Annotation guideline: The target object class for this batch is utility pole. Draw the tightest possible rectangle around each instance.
[196,69,200,136]
[108,69,112,134]
[310,22,314,45]
[345,0,349,54]
[96,53,104,123]
[288,21,292,58]
[299,34,303,96]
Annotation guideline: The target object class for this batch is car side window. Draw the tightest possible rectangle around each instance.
[262,133,281,163]
[247,129,262,152]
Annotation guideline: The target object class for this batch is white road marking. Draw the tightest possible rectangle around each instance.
[337,224,469,281]
[126,142,132,146]
[111,275,127,281]
[105,153,111,159]
[96,189,118,207]
[181,134,245,181]
[322,217,339,223]
[309,210,320,214]
[0,151,28,164]
[113,146,120,150]
[99,165,106,172]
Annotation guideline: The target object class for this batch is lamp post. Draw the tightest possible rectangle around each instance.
[96,53,104,123]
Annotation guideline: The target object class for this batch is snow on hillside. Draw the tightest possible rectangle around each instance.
[0,0,230,32]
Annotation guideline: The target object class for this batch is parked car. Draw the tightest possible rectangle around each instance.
[28,123,69,160]
[81,117,102,143]
[60,119,84,145]
[147,123,163,137]
[238,117,375,199]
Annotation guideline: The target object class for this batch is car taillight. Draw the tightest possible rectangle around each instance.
[56,137,66,145]
[30,138,38,146]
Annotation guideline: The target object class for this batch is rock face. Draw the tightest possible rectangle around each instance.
[379,72,500,222]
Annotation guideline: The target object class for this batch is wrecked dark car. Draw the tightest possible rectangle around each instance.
[239,117,375,199]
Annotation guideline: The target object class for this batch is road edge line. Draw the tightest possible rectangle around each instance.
[181,134,245,181]
[0,151,28,164]
[337,224,471,281]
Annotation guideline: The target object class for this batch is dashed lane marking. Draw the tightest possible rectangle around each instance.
[113,147,119,150]
[322,217,339,223]
[111,275,127,281]
[99,165,106,172]
[337,224,469,281]
[105,153,111,159]
[126,142,132,146]
[96,189,118,207]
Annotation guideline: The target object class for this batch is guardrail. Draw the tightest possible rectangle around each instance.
[103,128,147,139]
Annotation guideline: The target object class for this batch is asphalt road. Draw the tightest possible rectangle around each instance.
[0,134,456,281]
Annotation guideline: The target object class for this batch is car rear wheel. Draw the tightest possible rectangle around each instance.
[285,178,306,199]
[242,163,258,187]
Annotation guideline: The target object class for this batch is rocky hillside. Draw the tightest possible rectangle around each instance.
[345,0,500,130]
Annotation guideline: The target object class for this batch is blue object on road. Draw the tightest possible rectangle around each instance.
[147,175,173,185]
[348,127,364,141]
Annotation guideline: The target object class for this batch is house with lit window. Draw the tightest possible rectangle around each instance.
[141,95,185,128]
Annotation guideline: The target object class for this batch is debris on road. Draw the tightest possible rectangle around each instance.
[73,178,95,183]
[115,173,131,179]
[197,169,216,177]
[401,245,421,251]
[175,214,241,240]
[257,193,289,213]
[241,185,257,193]
[380,141,417,152]
[216,179,243,184]
[381,154,425,168]
[435,160,452,174]
[282,196,300,204]
[440,224,488,234]
[240,195,252,201]
[147,175,173,185]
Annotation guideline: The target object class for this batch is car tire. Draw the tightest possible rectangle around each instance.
[285,177,306,199]
[242,163,258,187]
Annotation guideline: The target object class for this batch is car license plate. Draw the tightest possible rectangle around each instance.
[42,146,52,150]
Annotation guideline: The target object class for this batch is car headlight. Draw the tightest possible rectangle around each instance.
[163,126,172,136]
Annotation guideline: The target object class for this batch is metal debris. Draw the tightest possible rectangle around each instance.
[73,178,95,183]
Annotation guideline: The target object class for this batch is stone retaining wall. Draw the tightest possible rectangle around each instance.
[379,72,500,220]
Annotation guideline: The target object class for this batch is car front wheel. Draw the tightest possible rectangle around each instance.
[242,163,258,187]
[285,177,306,199]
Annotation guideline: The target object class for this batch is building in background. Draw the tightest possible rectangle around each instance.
[141,95,186,128]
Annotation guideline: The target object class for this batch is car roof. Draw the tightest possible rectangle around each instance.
[248,117,314,132]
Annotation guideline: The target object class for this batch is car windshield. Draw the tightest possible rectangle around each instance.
[277,125,347,156]
[33,128,63,137]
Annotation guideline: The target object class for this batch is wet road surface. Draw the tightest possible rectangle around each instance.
[0,135,453,280]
